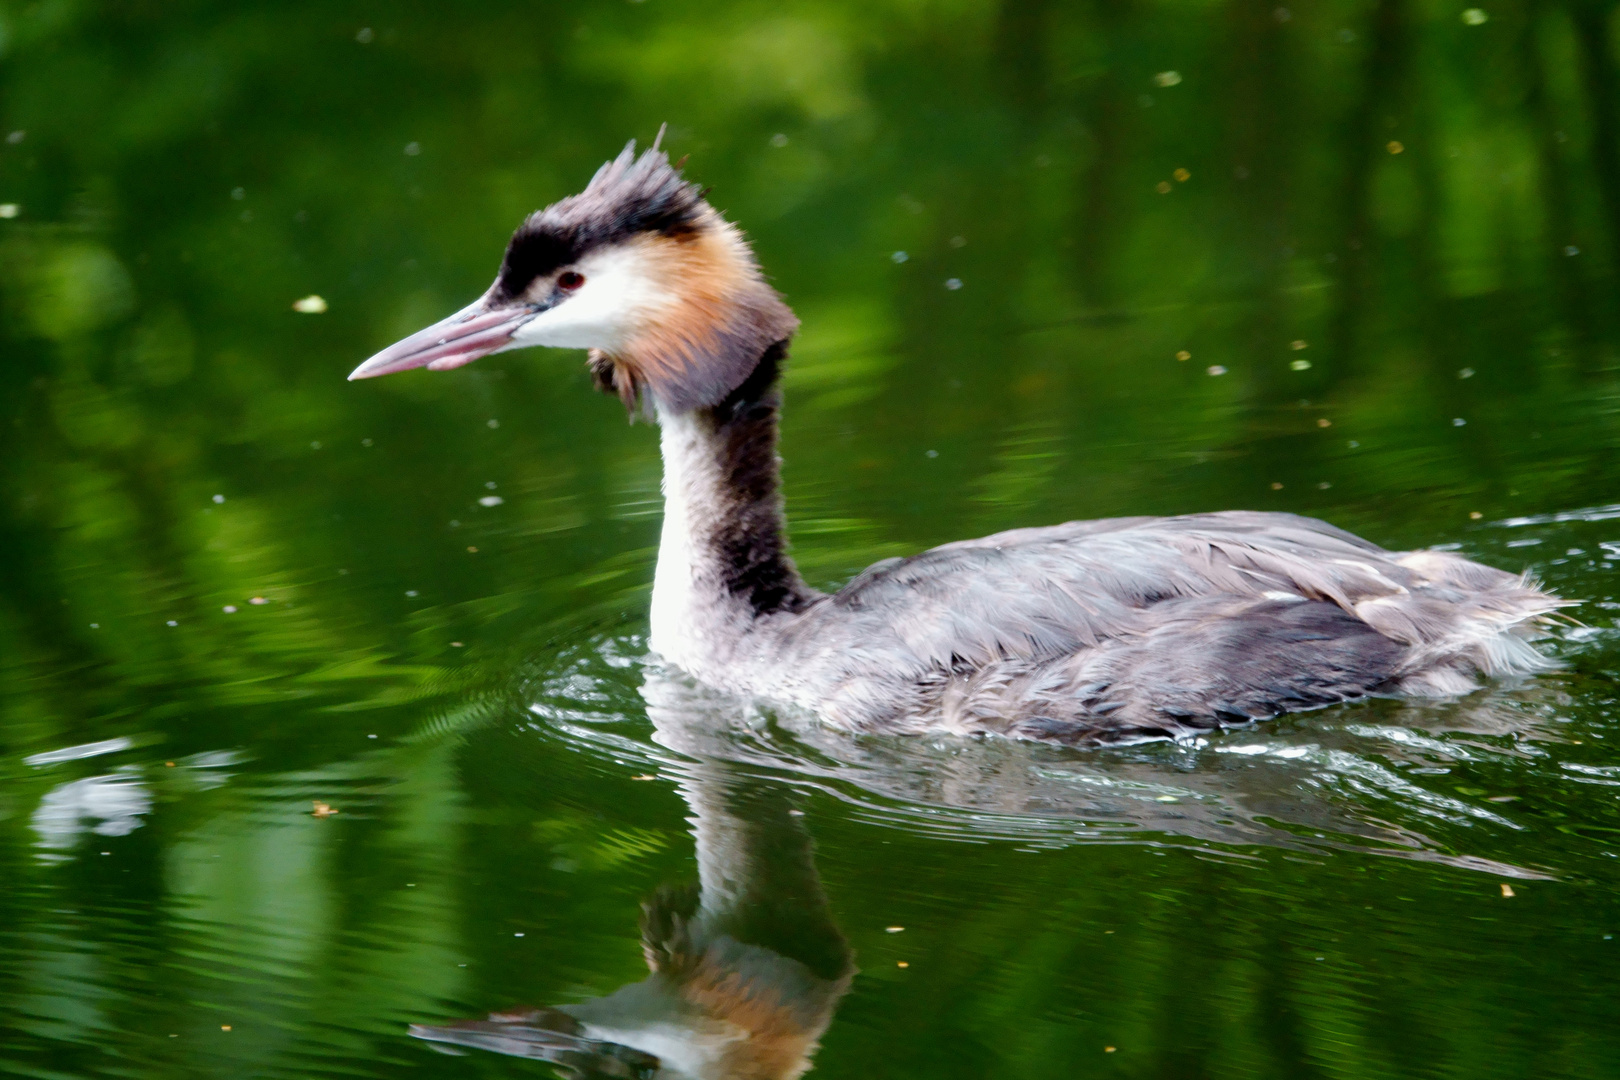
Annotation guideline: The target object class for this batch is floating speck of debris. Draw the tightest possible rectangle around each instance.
[1317,417,1332,428]
[1500,883,1515,898]
[311,441,322,449]
[1458,367,1475,379]
[886,926,905,933]
[368,733,378,738]
[896,961,909,968]
[1156,180,1173,194]
[450,641,464,648]
[231,187,245,200]
[1154,795,1179,802]
[1154,70,1182,87]
[1291,340,1308,350]
[1348,440,1359,447]
[312,801,338,817]
[0,204,18,219]
[221,1025,232,1032]
[1271,482,1285,490]
[479,495,504,507]
[1206,365,1227,376]
[1318,481,1332,490]
[166,620,178,627]
[1470,511,1483,520]
[405,590,418,598]
[1387,140,1404,154]
[404,141,421,156]
[487,418,499,428]
[631,774,657,781]
[1291,359,1312,371]
[1176,350,1191,361]
[212,494,226,504]
[1487,795,1517,802]
[770,132,789,147]
[292,295,327,313]
[1565,245,1580,256]
[944,278,963,290]
[222,605,237,614]
[362,437,373,446]
[250,596,269,605]
[90,623,100,629]
[1453,417,1466,426]
[1462,8,1488,24]
[949,235,967,248]
[1105,1046,1117,1053]
[1173,168,1191,182]
[514,932,525,937]
[891,251,908,263]
[467,546,478,553]
[787,809,805,816]
[925,449,939,458]
[356,26,374,42]
[4,131,23,144]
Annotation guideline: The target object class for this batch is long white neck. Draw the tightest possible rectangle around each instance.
[645,350,815,674]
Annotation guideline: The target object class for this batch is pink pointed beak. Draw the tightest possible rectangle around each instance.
[347,299,541,381]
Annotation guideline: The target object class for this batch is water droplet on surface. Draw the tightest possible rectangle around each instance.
[479,495,504,507]
[212,494,225,504]
[222,605,237,614]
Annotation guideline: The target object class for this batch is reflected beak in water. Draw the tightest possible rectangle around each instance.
[409,1010,660,1077]
[347,299,540,381]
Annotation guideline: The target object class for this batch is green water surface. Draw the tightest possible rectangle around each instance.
[4,1,1620,1077]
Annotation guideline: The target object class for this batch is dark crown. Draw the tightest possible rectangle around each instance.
[493,142,707,301]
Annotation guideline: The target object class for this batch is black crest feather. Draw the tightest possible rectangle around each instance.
[494,141,706,301]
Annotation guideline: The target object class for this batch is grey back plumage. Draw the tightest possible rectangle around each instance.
[731,511,1566,744]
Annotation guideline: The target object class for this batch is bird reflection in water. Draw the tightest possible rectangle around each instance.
[412,678,855,1079]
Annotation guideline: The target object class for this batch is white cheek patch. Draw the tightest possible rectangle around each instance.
[508,244,672,352]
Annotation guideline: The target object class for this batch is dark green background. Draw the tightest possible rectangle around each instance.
[4,0,1620,1076]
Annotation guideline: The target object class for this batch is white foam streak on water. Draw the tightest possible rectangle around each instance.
[23,737,133,767]
[1497,503,1620,527]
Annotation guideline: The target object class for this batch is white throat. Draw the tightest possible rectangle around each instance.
[648,409,726,668]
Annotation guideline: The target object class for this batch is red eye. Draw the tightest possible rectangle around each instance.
[558,271,585,290]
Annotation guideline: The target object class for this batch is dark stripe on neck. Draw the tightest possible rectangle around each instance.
[702,340,815,616]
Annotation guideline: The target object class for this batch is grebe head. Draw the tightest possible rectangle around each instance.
[349,139,797,413]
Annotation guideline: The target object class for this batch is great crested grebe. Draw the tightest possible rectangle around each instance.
[350,140,1566,745]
